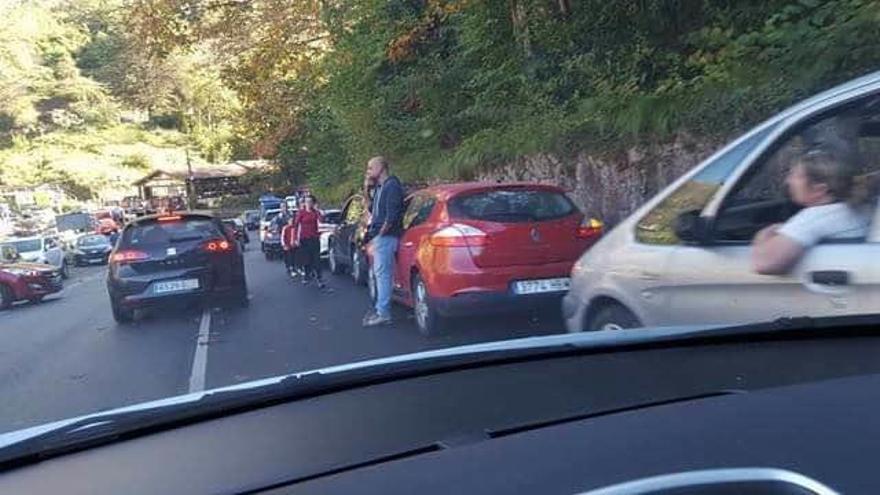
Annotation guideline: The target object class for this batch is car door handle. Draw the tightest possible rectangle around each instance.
[810,270,850,286]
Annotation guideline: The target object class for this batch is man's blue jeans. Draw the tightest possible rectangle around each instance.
[371,235,399,318]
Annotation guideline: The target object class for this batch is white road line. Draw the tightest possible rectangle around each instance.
[188,308,212,393]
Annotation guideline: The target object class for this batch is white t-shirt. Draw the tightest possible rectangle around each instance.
[777,202,871,247]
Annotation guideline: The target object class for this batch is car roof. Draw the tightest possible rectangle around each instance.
[128,212,215,226]
[416,182,568,201]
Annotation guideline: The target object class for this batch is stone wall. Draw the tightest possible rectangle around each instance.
[476,133,723,225]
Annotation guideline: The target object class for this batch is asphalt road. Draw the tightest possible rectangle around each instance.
[0,243,564,434]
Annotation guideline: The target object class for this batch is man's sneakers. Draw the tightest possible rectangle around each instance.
[362,311,392,327]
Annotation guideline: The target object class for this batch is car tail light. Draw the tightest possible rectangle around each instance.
[576,217,604,241]
[111,250,150,264]
[203,239,232,252]
[430,224,488,248]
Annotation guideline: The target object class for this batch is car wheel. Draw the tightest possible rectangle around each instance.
[264,251,272,261]
[0,284,13,310]
[351,248,367,286]
[60,261,70,279]
[29,295,45,304]
[412,274,442,336]
[328,244,343,275]
[587,303,641,331]
[111,297,134,324]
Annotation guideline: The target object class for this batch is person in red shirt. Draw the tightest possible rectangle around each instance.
[293,195,326,289]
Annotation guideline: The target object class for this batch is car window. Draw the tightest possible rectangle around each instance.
[715,98,880,242]
[78,235,109,247]
[323,211,342,224]
[2,239,41,253]
[448,189,575,222]
[45,238,57,249]
[403,195,436,229]
[636,123,779,245]
[122,219,222,247]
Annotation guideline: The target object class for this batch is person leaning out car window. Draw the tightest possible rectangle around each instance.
[752,149,872,274]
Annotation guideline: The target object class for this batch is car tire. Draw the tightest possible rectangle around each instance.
[351,248,367,286]
[264,251,272,261]
[412,274,442,336]
[0,284,13,310]
[111,297,134,324]
[60,261,70,279]
[328,244,340,275]
[587,303,641,331]
[29,295,44,304]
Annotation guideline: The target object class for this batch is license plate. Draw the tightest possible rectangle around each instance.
[153,279,199,294]
[88,258,104,264]
[513,277,570,295]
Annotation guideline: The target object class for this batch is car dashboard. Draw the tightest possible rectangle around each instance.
[1,331,879,494]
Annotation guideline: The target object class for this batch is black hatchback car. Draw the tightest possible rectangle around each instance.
[73,234,113,266]
[107,213,248,323]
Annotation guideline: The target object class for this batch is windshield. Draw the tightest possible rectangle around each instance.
[1,239,41,254]
[3,0,880,450]
[77,235,109,247]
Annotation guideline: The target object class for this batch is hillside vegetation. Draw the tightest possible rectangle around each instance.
[3,1,880,205]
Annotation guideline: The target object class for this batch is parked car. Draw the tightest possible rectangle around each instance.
[563,71,880,332]
[222,218,249,251]
[0,261,64,308]
[327,194,371,285]
[107,212,248,323]
[368,182,603,335]
[0,235,69,279]
[319,209,342,259]
[259,209,283,260]
[242,210,260,231]
[72,234,113,266]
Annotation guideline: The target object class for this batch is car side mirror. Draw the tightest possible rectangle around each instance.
[674,210,710,244]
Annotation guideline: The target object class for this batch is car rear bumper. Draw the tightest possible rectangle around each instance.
[431,290,565,317]
[108,267,245,309]
[427,257,576,298]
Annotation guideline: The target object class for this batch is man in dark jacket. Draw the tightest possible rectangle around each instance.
[363,156,404,327]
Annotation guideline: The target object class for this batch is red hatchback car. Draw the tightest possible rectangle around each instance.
[373,182,602,335]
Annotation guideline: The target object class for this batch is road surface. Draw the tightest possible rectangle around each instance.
[0,246,563,434]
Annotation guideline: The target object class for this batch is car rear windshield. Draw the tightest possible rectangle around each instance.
[121,218,222,247]
[78,235,109,247]
[323,211,342,224]
[2,239,41,253]
[263,211,279,222]
[449,189,576,222]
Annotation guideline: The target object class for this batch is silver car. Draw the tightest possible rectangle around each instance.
[564,71,880,331]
